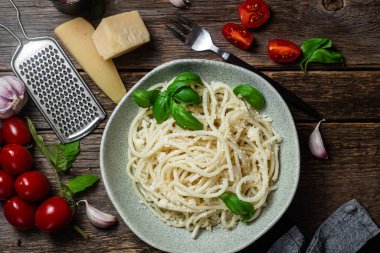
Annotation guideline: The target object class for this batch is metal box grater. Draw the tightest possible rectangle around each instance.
[1,0,106,143]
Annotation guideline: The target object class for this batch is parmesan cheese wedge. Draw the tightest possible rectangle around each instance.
[54,18,126,104]
[92,11,150,60]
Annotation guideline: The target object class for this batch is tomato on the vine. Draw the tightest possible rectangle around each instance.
[268,39,301,63]
[35,196,73,233]
[222,23,254,50]
[15,171,50,202]
[0,171,15,200]
[3,196,36,230]
[2,117,32,145]
[238,0,270,29]
[0,144,33,175]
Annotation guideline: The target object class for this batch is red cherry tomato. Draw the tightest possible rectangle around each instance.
[3,196,36,230]
[0,144,33,176]
[35,196,73,233]
[0,128,3,145]
[268,39,301,63]
[238,0,270,29]
[0,171,15,200]
[15,171,50,202]
[2,117,32,145]
[222,23,254,50]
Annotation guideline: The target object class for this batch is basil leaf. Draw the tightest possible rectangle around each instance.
[220,192,254,223]
[27,118,80,172]
[167,80,190,96]
[303,49,344,73]
[300,38,332,66]
[26,117,52,161]
[174,72,203,84]
[173,87,201,105]
[153,92,172,124]
[49,141,80,172]
[167,72,203,95]
[66,174,100,195]
[233,84,265,110]
[132,90,160,108]
[172,102,203,130]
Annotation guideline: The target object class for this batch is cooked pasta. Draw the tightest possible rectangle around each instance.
[127,80,281,238]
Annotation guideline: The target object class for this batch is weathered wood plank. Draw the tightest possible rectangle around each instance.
[0,0,379,70]
[1,70,377,130]
[0,123,379,252]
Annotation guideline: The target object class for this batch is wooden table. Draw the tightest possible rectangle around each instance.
[0,0,379,252]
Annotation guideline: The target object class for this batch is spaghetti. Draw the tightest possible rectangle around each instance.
[127,80,281,238]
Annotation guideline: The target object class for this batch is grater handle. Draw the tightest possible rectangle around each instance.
[8,0,31,40]
[0,23,22,47]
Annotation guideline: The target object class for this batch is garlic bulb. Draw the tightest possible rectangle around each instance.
[309,119,328,159]
[78,200,116,228]
[170,0,191,8]
[0,76,28,119]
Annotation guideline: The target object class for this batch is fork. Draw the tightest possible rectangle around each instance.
[167,14,321,119]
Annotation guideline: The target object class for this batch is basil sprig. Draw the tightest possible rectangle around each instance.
[233,84,265,110]
[26,118,99,201]
[220,192,255,223]
[131,72,203,130]
[300,38,344,73]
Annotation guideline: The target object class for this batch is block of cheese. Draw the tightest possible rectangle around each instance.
[92,11,150,60]
[54,18,126,103]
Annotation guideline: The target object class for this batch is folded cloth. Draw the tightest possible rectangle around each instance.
[267,199,380,253]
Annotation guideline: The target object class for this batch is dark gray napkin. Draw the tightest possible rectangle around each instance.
[267,199,380,253]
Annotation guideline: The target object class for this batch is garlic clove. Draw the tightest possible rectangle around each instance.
[170,0,191,8]
[78,200,116,228]
[309,119,328,159]
[0,76,28,119]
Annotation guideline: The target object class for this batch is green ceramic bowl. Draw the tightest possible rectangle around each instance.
[100,59,300,253]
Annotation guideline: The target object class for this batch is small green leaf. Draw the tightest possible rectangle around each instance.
[233,84,265,110]
[27,117,52,160]
[220,192,255,223]
[153,92,172,124]
[174,72,203,84]
[167,72,203,95]
[303,48,344,72]
[66,174,100,195]
[132,90,160,108]
[172,102,203,130]
[300,38,332,66]
[59,141,80,169]
[173,87,201,105]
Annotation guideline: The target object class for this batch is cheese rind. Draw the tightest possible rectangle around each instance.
[55,18,126,103]
[92,11,150,60]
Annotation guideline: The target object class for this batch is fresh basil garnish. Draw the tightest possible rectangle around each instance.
[153,92,172,124]
[220,192,254,223]
[173,87,201,105]
[66,174,100,195]
[300,38,344,73]
[167,72,203,95]
[132,90,160,108]
[233,84,265,110]
[304,49,344,70]
[172,102,203,130]
[300,38,332,65]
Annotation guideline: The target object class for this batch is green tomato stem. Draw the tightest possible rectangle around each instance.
[73,224,88,239]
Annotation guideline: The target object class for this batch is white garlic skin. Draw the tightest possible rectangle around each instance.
[0,76,28,119]
[80,200,116,228]
[309,119,328,159]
